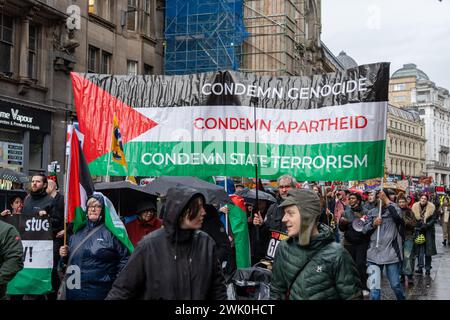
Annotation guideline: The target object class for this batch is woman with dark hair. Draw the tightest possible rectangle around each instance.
[411,193,437,275]
[106,186,227,300]
[1,195,24,217]
[397,194,416,285]
[59,194,130,300]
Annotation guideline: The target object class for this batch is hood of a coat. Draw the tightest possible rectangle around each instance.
[294,223,335,250]
[163,186,206,239]
[85,193,106,228]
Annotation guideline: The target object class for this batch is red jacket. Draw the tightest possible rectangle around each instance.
[125,217,162,247]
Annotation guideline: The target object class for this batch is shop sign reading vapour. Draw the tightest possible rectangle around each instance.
[0,101,51,133]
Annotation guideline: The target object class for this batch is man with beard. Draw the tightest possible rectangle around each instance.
[20,173,54,300]
[338,192,370,296]
[23,174,54,219]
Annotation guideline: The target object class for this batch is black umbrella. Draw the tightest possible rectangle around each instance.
[143,176,232,206]
[243,189,277,204]
[94,180,157,216]
[0,168,28,184]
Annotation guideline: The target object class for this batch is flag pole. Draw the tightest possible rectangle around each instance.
[376,176,384,248]
[63,125,74,246]
[105,114,114,183]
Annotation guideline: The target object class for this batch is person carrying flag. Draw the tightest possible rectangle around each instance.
[59,127,133,300]
[59,194,130,300]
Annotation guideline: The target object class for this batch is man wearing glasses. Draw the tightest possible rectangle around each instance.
[253,174,297,233]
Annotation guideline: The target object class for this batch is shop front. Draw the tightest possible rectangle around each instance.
[0,100,51,179]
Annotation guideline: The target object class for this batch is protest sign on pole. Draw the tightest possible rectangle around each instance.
[7,213,53,295]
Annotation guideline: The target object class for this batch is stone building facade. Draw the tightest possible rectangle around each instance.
[389,63,450,186]
[385,104,426,182]
[0,0,164,185]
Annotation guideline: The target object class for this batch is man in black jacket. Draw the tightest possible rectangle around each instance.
[21,174,55,299]
[0,220,24,300]
[256,175,297,233]
[106,186,227,300]
[23,174,54,219]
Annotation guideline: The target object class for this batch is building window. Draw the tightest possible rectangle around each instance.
[29,132,44,171]
[88,45,100,72]
[127,60,137,75]
[28,25,37,79]
[0,14,13,74]
[144,63,153,75]
[143,0,153,37]
[393,83,406,91]
[127,0,138,31]
[394,96,406,102]
[89,0,111,20]
[101,51,112,74]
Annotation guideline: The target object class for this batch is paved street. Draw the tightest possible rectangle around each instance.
[376,224,450,300]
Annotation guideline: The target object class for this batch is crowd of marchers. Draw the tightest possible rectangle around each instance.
[1,173,449,300]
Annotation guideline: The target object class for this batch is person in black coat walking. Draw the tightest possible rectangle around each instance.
[106,186,227,300]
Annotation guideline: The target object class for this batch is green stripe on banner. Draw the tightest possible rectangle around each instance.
[89,140,385,181]
[7,268,53,295]
[228,204,251,268]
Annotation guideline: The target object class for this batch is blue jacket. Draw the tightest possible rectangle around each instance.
[64,221,129,300]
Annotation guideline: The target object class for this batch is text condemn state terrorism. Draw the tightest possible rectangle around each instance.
[140,152,369,170]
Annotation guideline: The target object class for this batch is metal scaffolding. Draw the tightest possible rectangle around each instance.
[240,0,307,76]
[164,0,248,75]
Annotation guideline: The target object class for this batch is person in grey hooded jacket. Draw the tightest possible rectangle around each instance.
[362,189,405,300]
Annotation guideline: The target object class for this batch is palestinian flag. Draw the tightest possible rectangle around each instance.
[66,129,134,252]
[66,128,95,233]
[229,195,251,268]
[71,63,389,181]
[96,192,134,253]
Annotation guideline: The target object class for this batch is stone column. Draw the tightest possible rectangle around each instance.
[18,16,30,80]
[18,5,39,80]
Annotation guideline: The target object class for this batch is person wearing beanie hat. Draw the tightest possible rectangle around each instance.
[270,189,362,300]
[125,200,162,247]
[338,192,370,295]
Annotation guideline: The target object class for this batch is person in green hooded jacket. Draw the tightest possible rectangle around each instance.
[0,219,24,300]
[270,189,362,300]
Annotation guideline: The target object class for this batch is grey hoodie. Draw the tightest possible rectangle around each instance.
[362,203,403,265]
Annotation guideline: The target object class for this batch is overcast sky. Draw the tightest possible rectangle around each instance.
[322,0,450,90]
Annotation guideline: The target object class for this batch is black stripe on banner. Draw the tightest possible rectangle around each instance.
[82,62,389,110]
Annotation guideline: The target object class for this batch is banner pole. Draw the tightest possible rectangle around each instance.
[376,177,384,248]
[63,125,74,246]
